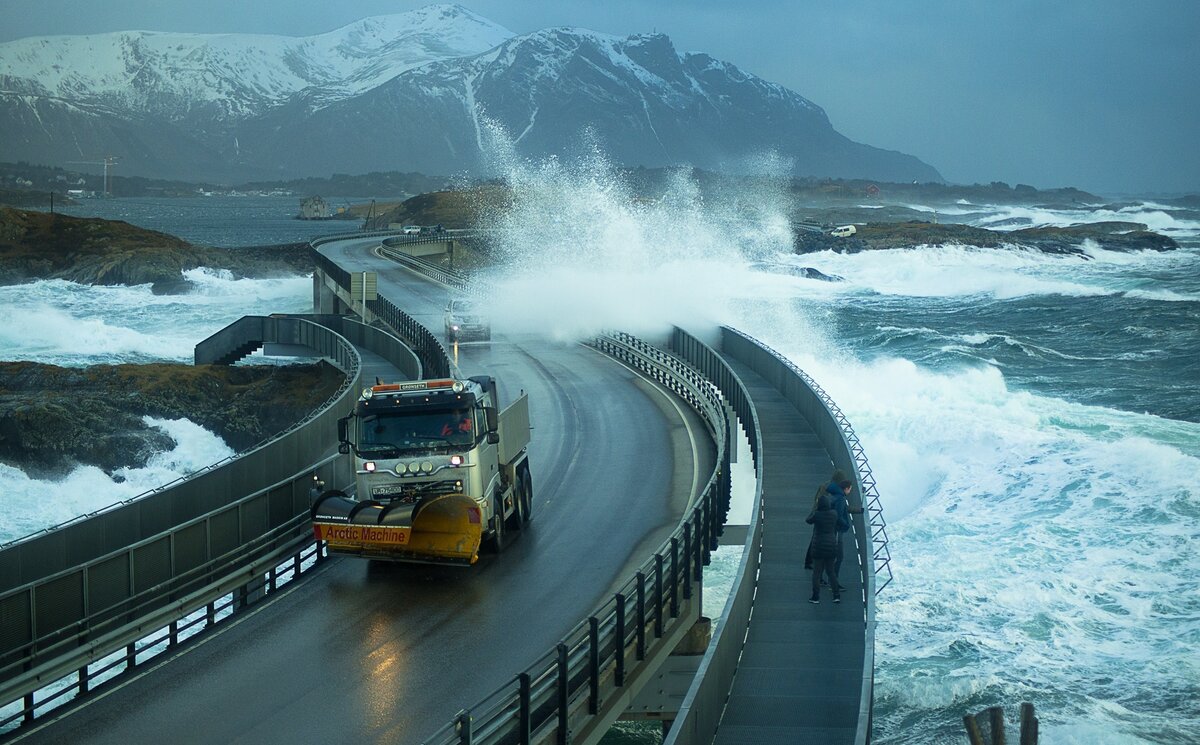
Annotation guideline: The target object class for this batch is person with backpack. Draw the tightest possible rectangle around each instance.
[806,492,848,603]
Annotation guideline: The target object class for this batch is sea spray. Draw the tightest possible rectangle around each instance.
[2,417,235,543]
[465,134,1200,742]
[472,120,797,341]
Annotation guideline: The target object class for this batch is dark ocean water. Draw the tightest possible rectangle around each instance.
[56,195,372,247]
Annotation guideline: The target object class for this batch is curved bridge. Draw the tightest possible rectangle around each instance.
[0,231,890,744]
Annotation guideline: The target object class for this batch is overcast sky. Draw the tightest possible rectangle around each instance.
[3,0,1197,195]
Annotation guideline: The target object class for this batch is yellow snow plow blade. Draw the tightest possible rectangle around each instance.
[406,493,483,564]
[312,492,483,565]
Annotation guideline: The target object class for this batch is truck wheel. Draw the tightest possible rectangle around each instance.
[518,464,533,524]
[487,492,506,553]
[508,474,529,531]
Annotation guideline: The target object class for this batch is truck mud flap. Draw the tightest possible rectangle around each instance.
[312,492,482,565]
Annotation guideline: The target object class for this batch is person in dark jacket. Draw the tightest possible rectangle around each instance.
[806,494,848,603]
[826,475,863,590]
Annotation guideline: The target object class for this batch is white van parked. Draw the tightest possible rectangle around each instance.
[830,225,857,237]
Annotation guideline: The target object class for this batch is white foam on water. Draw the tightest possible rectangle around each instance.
[720,301,1200,743]
[774,242,1200,302]
[0,271,312,364]
[464,136,1199,742]
[2,417,234,543]
[969,203,1200,236]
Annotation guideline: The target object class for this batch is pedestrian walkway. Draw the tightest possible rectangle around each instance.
[712,355,869,745]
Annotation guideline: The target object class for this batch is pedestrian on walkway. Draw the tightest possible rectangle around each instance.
[806,493,848,603]
[805,468,862,574]
[825,474,861,589]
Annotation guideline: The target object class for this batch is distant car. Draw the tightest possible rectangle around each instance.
[830,225,857,237]
[402,225,421,235]
[444,298,491,343]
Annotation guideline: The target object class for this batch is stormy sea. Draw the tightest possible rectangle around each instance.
[2,163,1197,744]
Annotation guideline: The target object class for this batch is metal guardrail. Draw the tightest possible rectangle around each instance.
[664,325,892,745]
[721,328,893,593]
[309,247,453,380]
[696,326,887,745]
[314,239,738,743]
[419,332,731,745]
[0,230,890,743]
[662,327,763,745]
[321,233,891,744]
[378,238,469,291]
[0,317,366,730]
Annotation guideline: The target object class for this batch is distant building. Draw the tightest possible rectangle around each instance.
[298,196,329,219]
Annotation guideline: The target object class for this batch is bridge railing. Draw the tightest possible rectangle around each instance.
[672,326,888,745]
[665,326,891,745]
[720,328,893,595]
[660,327,763,745]
[0,317,365,729]
[421,331,732,745]
[309,246,453,379]
[378,237,469,291]
[320,239,743,743]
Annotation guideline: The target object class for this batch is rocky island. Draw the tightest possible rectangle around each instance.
[0,207,339,475]
[0,207,314,292]
[0,361,343,477]
[793,220,1178,255]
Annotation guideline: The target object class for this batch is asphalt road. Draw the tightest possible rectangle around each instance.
[15,237,714,744]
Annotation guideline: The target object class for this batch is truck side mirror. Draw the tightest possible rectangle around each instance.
[484,406,499,434]
[338,415,351,445]
[487,432,500,444]
[338,442,350,455]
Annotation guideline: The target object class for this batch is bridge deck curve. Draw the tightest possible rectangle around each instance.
[713,355,866,745]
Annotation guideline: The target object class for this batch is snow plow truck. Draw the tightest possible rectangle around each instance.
[311,376,532,565]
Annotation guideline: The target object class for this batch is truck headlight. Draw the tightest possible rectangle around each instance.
[396,462,408,474]
[420,461,434,473]
[364,461,376,472]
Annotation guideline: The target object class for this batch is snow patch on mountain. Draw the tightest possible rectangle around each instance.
[0,3,512,118]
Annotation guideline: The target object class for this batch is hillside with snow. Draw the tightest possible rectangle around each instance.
[0,4,940,184]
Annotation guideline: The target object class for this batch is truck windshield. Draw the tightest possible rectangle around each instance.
[358,408,476,456]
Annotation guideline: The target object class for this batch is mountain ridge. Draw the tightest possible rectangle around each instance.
[0,5,942,184]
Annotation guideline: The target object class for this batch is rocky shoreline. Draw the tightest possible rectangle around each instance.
[0,361,344,477]
[0,207,339,475]
[792,220,1178,255]
[0,207,314,292]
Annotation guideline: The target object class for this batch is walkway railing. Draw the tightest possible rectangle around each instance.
[721,329,892,593]
[664,326,892,745]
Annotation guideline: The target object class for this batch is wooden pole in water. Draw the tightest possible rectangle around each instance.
[989,706,1006,745]
[963,714,985,745]
[1019,702,1038,745]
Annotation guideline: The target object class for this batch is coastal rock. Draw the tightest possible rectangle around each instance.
[0,361,344,477]
[749,261,843,281]
[0,207,315,291]
[793,220,1178,255]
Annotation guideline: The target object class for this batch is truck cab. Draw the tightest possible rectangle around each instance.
[312,376,532,565]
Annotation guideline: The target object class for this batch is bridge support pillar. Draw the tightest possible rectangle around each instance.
[313,272,342,314]
[618,617,712,728]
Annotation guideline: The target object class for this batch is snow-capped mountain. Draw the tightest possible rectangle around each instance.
[0,4,940,183]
